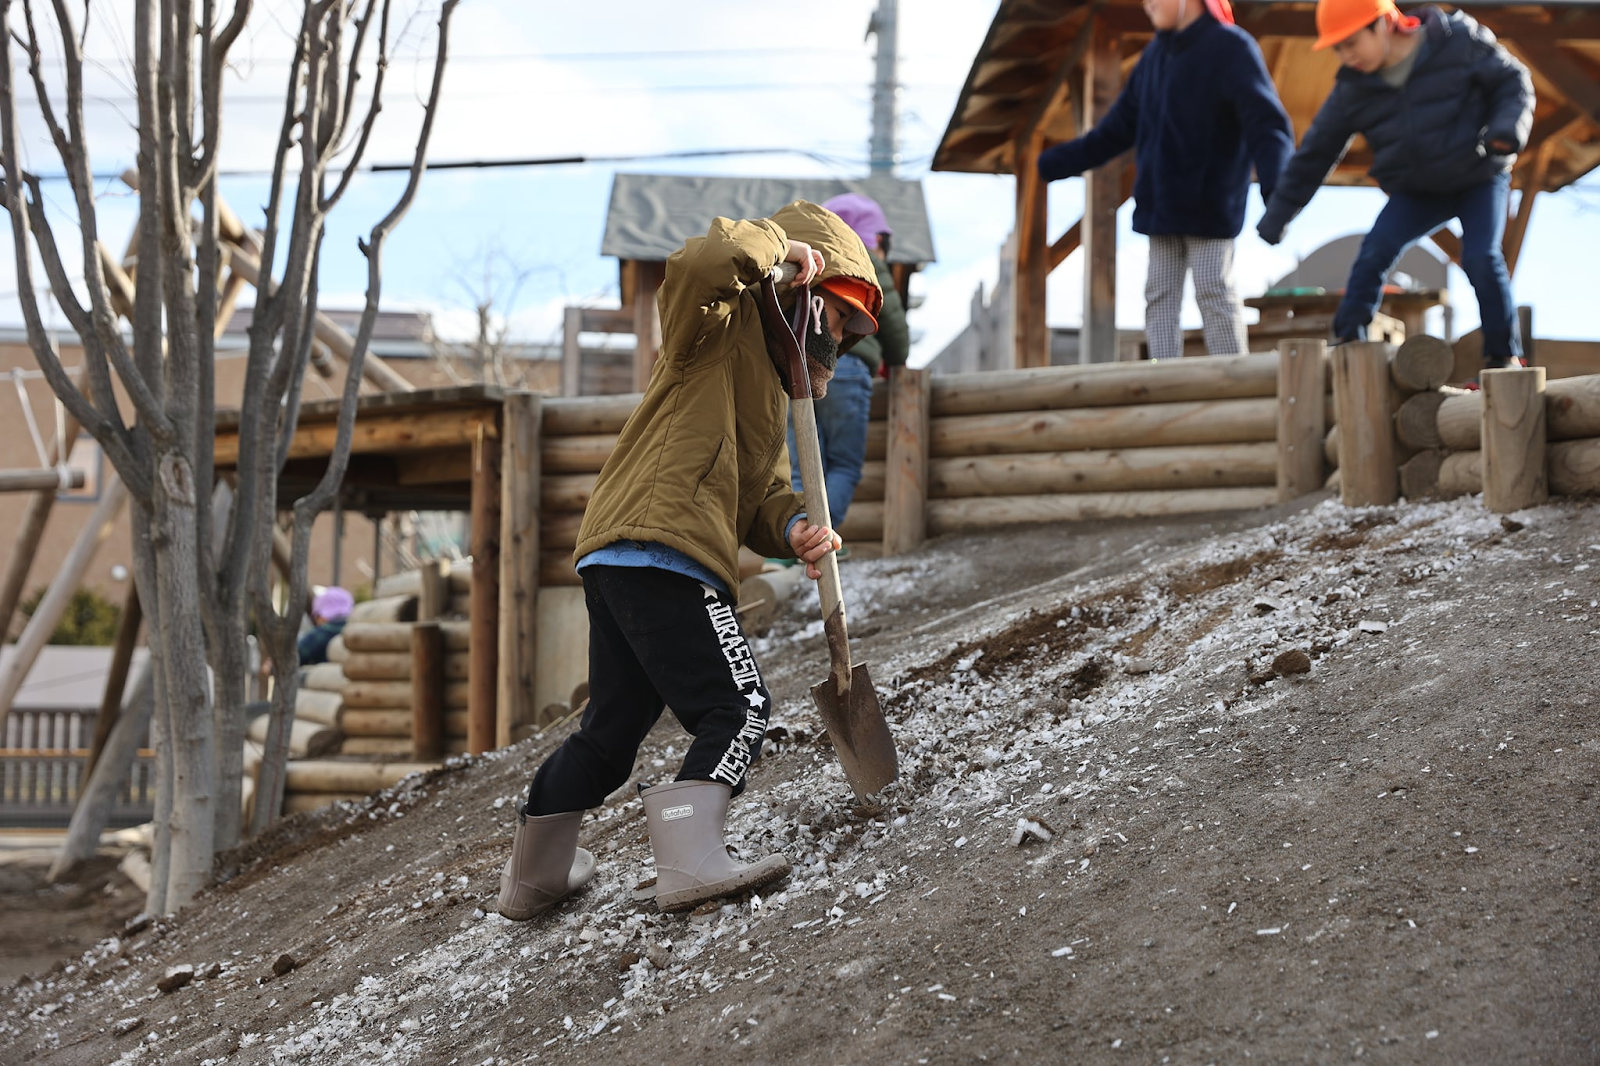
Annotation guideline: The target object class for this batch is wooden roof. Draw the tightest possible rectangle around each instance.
[934,1,1600,193]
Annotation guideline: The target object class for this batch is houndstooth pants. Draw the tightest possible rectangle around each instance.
[1144,235,1248,360]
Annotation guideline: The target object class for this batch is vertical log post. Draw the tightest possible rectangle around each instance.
[1080,16,1122,364]
[562,306,582,397]
[411,621,445,761]
[1330,342,1399,506]
[1481,366,1548,514]
[631,261,665,393]
[417,559,447,622]
[469,423,503,755]
[498,392,541,748]
[883,366,930,554]
[1013,128,1050,369]
[1276,339,1328,501]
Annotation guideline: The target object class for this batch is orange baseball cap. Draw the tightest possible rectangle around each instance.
[817,275,881,335]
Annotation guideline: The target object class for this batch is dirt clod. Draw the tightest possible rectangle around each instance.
[1272,648,1313,675]
[271,953,297,977]
[156,968,193,994]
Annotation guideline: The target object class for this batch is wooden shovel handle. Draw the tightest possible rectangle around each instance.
[792,397,852,695]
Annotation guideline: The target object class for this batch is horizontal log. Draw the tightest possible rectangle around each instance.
[835,501,884,545]
[342,651,470,682]
[283,791,372,814]
[867,419,886,462]
[541,550,582,588]
[929,352,1279,416]
[341,679,469,709]
[284,758,441,794]
[374,565,458,600]
[542,473,597,513]
[327,635,349,663]
[1391,335,1455,393]
[348,595,417,624]
[1324,424,1339,469]
[1439,450,1483,498]
[854,460,885,503]
[1547,375,1600,440]
[925,486,1278,534]
[542,393,639,436]
[300,662,346,693]
[246,715,341,759]
[929,397,1278,458]
[1437,375,1600,449]
[1548,437,1600,496]
[340,736,469,757]
[339,708,469,738]
[1399,449,1444,500]
[542,510,585,551]
[448,593,472,617]
[343,621,471,653]
[1394,389,1454,451]
[294,688,343,727]
[927,442,1276,498]
[544,433,616,474]
[214,409,497,466]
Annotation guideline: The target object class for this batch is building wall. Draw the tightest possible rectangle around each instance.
[0,336,556,639]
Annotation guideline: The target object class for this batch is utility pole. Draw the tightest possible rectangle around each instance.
[867,0,899,176]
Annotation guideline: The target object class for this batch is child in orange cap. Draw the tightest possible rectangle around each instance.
[1259,0,1533,374]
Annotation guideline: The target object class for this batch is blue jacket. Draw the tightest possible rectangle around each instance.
[1037,14,1293,239]
[1259,7,1533,241]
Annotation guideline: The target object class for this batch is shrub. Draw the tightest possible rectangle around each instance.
[19,586,123,646]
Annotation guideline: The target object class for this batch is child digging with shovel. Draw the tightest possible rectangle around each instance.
[497,201,882,918]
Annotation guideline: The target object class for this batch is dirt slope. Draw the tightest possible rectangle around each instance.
[3,494,1597,1066]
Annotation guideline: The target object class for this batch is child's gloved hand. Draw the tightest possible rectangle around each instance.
[1256,219,1285,246]
[788,518,842,581]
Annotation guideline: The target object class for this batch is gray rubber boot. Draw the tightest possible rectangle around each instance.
[642,780,790,912]
[496,809,596,921]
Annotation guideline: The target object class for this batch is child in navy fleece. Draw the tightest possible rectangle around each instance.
[1038,0,1293,360]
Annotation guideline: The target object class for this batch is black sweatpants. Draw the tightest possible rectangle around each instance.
[524,565,773,816]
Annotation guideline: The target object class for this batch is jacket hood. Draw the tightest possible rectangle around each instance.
[768,199,883,349]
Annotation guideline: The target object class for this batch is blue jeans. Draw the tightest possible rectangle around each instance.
[1335,171,1520,366]
[788,354,872,526]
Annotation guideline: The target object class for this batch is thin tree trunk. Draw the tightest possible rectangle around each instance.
[128,498,170,914]
[48,660,155,884]
[249,651,299,836]
[151,451,216,914]
[207,481,248,851]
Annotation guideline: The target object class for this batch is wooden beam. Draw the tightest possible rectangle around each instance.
[213,408,498,466]
[1429,226,1462,267]
[468,424,502,755]
[0,468,85,493]
[882,366,929,555]
[561,306,581,398]
[1014,127,1050,369]
[1048,164,1134,273]
[1081,15,1122,365]
[631,260,665,394]
[497,392,541,749]
[1276,339,1328,502]
[395,449,473,486]
[1504,141,1554,277]
[1506,41,1600,126]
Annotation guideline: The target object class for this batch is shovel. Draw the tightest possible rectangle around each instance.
[756,267,898,802]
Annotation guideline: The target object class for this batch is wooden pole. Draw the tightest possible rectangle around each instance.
[928,396,1280,457]
[1503,143,1552,278]
[882,366,929,555]
[925,486,1277,534]
[1480,366,1548,513]
[1014,128,1050,369]
[82,586,141,783]
[929,442,1277,498]
[498,392,541,748]
[929,351,1279,416]
[630,261,665,393]
[1330,342,1399,506]
[411,621,445,760]
[0,476,127,731]
[0,469,85,493]
[1080,15,1122,365]
[469,424,503,754]
[561,307,583,397]
[1277,339,1327,501]
[417,559,448,622]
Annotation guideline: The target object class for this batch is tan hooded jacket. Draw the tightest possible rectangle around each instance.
[574,201,882,592]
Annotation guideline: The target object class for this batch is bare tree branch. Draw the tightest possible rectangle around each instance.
[321,0,386,211]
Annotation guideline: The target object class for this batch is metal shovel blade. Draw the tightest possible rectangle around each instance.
[811,660,897,802]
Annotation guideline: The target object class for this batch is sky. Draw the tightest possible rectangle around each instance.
[3,0,1598,368]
